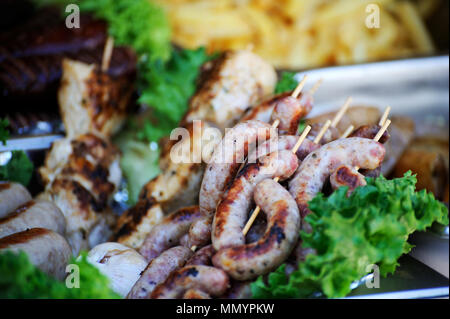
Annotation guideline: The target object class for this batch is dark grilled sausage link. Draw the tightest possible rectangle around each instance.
[200,120,276,216]
[127,246,193,299]
[289,137,385,221]
[0,9,107,63]
[183,289,212,299]
[212,179,300,281]
[139,206,203,261]
[151,265,230,299]
[212,150,299,250]
[349,124,390,143]
[329,164,367,196]
[270,93,313,135]
[186,245,214,266]
[184,215,213,250]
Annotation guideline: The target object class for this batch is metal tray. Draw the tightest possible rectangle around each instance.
[293,55,449,299]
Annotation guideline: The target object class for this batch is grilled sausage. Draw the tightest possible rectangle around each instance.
[0,182,32,218]
[247,135,319,163]
[184,215,213,250]
[139,206,203,261]
[186,245,214,266]
[0,228,72,280]
[329,164,367,196]
[0,200,66,239]
[200,120,276,215]
[58,57,136,138]
[270,93,313,135]
[183,289,212,299]
[241,91,292,123]
[212,150,298,250]
[306,123,340,145]
[349,124,390,143]
[212,179,300,280]
[127,246,193,299]
[289,137,385,220]
[151,265,229,299]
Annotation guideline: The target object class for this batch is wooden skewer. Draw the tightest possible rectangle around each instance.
[378,106,391,126]
[237,75,309,173]
[331,97,352,127]
[292,75,309,99]
[354,119,391,171]
[308,78,323,96]
[101,36,114,72]
[242,125,312,236]
[340,125,354,139]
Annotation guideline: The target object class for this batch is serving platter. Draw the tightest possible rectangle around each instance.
[1,55,449,299]
[292,55,449,299]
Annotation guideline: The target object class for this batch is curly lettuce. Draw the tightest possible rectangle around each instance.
[0,251,120,299]
[251,172,449,299]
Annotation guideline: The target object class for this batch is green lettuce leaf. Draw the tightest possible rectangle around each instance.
[251,172,449,299]
[275,72,298,94]
[0,150,34,187]
[0,118,9,145]
[137,47,213,142]
[0,251,120,299]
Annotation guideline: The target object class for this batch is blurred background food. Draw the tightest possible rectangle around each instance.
[155,0,448,69]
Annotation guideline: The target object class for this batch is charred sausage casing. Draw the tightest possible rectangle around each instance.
[128,246,193,299]
[0,228,72,280]
[200,120,276,215]
[212,150,299,251]
[0,200,66,239]
[212,179,300,281]
[289,137,385,219]
[139,206,203,261]
[151,265,229,299]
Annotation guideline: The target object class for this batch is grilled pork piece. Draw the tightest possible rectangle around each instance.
[38,134,121,255]
[58,57,136,138]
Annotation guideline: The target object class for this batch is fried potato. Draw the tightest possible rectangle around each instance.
[154,0,437,69]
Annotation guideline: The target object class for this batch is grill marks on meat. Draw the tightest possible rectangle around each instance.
[58,57,136,138]
[349,124,390,143]
[212,179,300,281]
[329,164,367,196]
[200,120,276,215]
[127,246,193,299]
[150,265,229,299]
[288,138,385,221]
[38,134,121,255]
[181,50,277,130]
[114,198,164,249]
[212,150,299,251]
[139,206,203,261]
[270,93,313,135]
